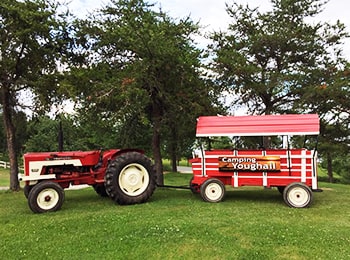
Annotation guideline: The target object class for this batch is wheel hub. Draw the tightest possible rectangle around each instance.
[36,188,60,210]
[287,186,310,207]
[126,172,139,185]
[205,183,223,201]
[119,163,150,196]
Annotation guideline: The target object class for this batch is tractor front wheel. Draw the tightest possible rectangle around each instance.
[283,182,313,208]
[23,185,34,199]
[28,182,65,213]
[104,152,156,205]
[200,178,225,203]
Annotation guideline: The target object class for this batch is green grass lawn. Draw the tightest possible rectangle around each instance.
[1,172,350,259]
[0,168,10,187]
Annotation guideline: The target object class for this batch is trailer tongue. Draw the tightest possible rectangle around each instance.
[190,114,320,208]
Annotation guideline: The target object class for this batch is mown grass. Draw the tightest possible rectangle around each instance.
[1,172,350,259]
[0,168,10,187]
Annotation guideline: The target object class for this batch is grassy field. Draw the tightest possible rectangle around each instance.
[0,168,10,187]
[1,172,350,259]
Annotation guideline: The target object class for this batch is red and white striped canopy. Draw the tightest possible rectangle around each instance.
[196,114,319,137]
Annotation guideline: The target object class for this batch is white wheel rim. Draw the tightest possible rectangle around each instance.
[119,163,149,196]
[37,188,60,210]
[287,186,310,207]
[205,182,223,202]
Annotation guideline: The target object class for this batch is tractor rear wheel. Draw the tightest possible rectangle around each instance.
[104,152,156,205]
[200,178,225,203]
[283,182,313,208]
[28,182,65,213]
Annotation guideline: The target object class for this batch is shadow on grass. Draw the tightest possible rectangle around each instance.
[155,185,285,207]
[225,188,282,202]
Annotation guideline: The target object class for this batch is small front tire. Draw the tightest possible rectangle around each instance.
[200,178,225,203]
[28,182,65,213]
[23,185,34,199]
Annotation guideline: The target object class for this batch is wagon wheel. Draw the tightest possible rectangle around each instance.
[28,181,65,213]
[277,186,285,194]
[200,178,225,203]
[283,182,313,208]
[104,152,156,205]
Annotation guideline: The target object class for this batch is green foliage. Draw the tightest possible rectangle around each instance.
[302,65,350,172]
[0,0,74,189]
[25,116,59,152]
[24,114,122,152]
[66,0,223,174]
[0,112,28,155]
[69,113,122,151]
[1,0,349,185]
[324,154,350,182]
[209,0,349,115]
[0,0,74,111]
[208,0,350,182]
[1,174,350,258]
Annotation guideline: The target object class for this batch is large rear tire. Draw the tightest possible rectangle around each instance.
[104,152,156,205]
[28,182,65,213]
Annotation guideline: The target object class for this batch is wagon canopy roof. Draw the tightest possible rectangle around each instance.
[196,114,320,137]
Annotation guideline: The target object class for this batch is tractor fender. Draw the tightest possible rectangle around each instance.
[102,149,146,165]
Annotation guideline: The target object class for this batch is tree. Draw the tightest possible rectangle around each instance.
[25,114,114,152]
[318,122,350,182]
[209,0,348,115]
[161,77,223,172]
[25,116,62,152]
[302,65,350,181]
[208,0,350,177]
[70,0,221,182]
[0,111,27,157]
[0,0,72,190]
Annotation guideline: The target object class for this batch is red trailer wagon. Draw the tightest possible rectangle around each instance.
[189,114,321,208]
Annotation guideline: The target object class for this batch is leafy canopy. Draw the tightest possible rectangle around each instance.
[209,0,348,115]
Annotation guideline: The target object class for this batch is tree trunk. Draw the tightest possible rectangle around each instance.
[262,107,271,148]
[327,152,334,183]
[171,150,177,173]
[151,103,164,185]
[1,86,20,191]
[58,120,64,152]
[170,125,178,173]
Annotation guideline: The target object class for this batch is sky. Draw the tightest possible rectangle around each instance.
[64,0,350,59]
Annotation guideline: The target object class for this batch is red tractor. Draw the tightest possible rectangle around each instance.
[190,114,321,208]
[19,113,321,213]
[19,149,156,213]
